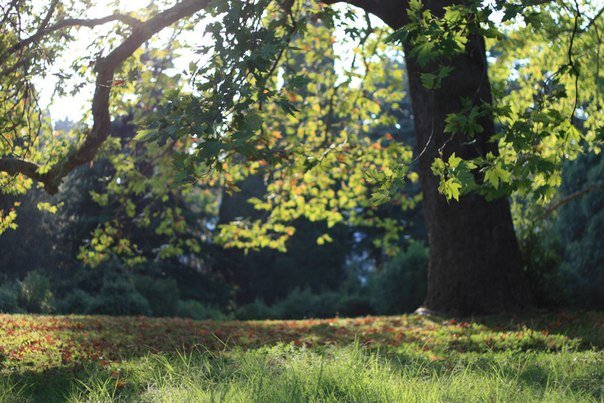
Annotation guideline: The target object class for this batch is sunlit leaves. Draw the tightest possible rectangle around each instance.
[388,0,472,67]
[482,152,511,190]
[431,153,477,202]
[443,99,487,138]
[170,2,419,255]
[420,0,601,206]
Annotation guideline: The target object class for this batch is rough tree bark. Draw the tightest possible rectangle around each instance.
[325,0,533,314]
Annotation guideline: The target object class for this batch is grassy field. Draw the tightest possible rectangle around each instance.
[0,311,601,402]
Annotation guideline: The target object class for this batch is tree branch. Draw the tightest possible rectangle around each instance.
[542,183,604,218]
[0,158,53,191]
[321,0,407,29]
[0,0,212,194]
[0,13,142,65]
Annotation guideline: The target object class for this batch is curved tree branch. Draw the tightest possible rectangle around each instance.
[0,13,143,65]
[541,183,604,218]
[0,159,46,183]
[321,0,407,29]
[0,0,212,195]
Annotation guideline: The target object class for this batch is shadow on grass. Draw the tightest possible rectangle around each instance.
[3,340,602,402]
[471,310,604,348]
[0,311,602,401]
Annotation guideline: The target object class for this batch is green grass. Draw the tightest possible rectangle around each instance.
[0,311,602,402]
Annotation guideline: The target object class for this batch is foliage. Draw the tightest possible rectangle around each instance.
[16,271,55,314]
[56,289,97,315]
[275,288,338,319]
[0,0,600,287]
[134,276,180,318]
[514,150,604,310]
[0,312,601,401]
[556,152,604,309]
[93,279,150,317]
[235,290,344,320]
[235,299,277,320]
[0,284,20,314]
[0,0,602,321]
[177,299,226,321]
[396,0,604,204]
[0,0,421,259]
[520,230,567,308]
[368,242,428,314]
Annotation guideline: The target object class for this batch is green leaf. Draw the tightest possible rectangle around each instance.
[448,152,462,169]
[316,233,333,245]
[420,73,436,89]
[431,158,446,175]
[440,178,462,201]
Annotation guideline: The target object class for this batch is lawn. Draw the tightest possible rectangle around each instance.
[0,311,602,402]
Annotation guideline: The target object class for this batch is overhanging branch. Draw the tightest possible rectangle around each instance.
[542,183,604,218]
[321,0,407,28]
[0,13,142,65]
[0,0,212,195]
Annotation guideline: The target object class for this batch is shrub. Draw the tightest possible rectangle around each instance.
[236,299,276,320]
[0,283,20,313]
[368,242,428,314]
[177,299,226,320]
[520,230,567,308]
[273,289,353,319]
[17,271,55,313]
[93,277,151,316]
[273,288,319,319]
[134,276,180,317]
[237,290,374,320]
[555,152,604,309]
[334,293,373,317]
[57,289,97,314]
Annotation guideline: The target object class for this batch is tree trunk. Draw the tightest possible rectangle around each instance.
[330,0,533,314]
[403,21,531,315]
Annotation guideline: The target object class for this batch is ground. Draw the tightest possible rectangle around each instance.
[0,311,602,401]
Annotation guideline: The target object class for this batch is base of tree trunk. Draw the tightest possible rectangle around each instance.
[420,190,533,316]
[414,306,443,317]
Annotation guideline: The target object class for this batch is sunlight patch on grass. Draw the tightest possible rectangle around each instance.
[0,312,601,402]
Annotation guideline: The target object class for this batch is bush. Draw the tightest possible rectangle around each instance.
[334,293,373,317]
[236,299,276,320]
[368,242,427,314]
[177,299,226,320]
[57,289,97,314]
[93,277,151,316]
[520,230,567,308]
[272,288,323,319]
[555,152,604,309]
[0,283,20,313]
[273,289,359,319]
[17,271,55,313]
[237,290,373,320]
[134,276,180,317]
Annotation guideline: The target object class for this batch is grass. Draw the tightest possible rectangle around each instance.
[0,311,601,402]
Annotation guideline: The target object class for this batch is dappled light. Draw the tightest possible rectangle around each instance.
[0,312,602,400]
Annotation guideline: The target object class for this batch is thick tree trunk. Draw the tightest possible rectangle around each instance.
[403,25,532,315]
[328,0,533,314]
